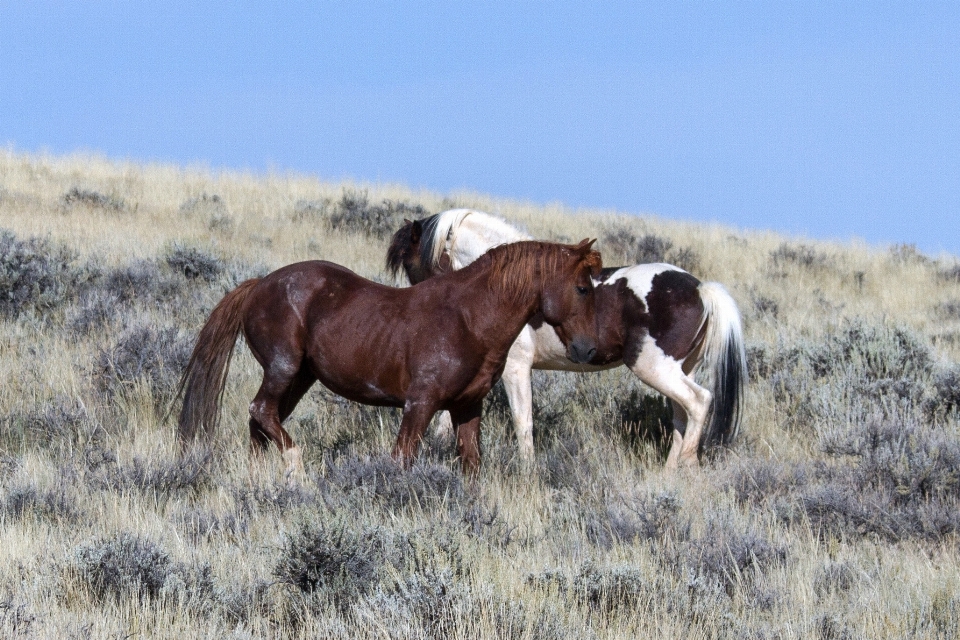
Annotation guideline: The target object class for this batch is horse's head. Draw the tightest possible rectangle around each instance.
[386,218,450,284]
[540,239,603,364]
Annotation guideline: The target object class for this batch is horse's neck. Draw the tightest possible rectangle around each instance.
[452,255,542,347]
[451,215,531,269]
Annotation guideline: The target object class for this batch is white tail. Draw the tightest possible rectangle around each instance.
[696,282,748,448]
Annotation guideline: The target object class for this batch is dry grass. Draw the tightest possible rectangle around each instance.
[1,149,959,638]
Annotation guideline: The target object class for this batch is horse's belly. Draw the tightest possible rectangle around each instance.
[534,358,623,372]
[314,370,405,408]
[307,333,408,407]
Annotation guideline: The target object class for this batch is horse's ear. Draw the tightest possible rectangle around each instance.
[410,220,422,244]
[575,238,602,275]
[574,238,597,253]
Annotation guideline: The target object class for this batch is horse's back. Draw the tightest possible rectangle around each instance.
[243,260,400,348]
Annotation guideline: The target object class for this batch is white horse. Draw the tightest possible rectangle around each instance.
[387,209,747,468]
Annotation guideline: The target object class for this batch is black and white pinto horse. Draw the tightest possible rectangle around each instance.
[387,209,748,469]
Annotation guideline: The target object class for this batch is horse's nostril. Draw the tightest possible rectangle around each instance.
[568,341,596,363]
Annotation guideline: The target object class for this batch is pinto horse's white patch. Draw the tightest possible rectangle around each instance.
[622,263,685,302]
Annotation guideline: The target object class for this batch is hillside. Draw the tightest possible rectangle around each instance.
[0,150,959,638]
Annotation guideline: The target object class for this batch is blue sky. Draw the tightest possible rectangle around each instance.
[2,2,959,255]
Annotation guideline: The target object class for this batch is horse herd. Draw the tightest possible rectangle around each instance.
[176,209,748,480]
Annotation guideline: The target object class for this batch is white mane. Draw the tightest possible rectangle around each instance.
[427,209,531,270]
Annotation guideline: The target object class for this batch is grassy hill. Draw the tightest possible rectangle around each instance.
[1,149,959,638]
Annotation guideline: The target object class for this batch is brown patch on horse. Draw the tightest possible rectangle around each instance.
[617,279,650,369]
[646,270,705,360]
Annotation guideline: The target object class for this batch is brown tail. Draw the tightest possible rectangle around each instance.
[176,279,260,447]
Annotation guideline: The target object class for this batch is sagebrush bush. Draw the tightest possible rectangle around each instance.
[72,533,212,604]
[67,289,121,335]
[164,244,224,281]
[601,224,701,272]
[60,187,126,213]
[320,454,467,513]
[684,512,787,597]
[173,505,246,543]
[584,491,685,549]
[939,263,960,282]
[179,193,227,217]
[360,568,462,638]
[0,593,36,638]
[2,482,77,523]
[0,395,94,451]
[770,242,832,270]
[814,561,858,599]
[930,365,960,416]
[0,229,93,318]
[328,190,430,239]
[83,447,213,497]
[93,320,192,407]
[768,320,938,432]
[291,198,331,222]
[273,519,404,611]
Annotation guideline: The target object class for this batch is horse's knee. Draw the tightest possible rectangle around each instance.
[249,399,272,425]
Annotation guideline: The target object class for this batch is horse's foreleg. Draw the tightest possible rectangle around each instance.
[502,327,537,461]
[501,355,534,462]
[392,400,437,467]
[450,400,483,476]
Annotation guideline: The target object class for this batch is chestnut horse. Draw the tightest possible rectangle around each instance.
[176,240,601,477]
[387,210,747,469]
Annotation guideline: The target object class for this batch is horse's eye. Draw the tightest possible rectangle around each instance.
[576,286,589,295]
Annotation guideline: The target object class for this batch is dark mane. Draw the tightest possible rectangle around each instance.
[384,213,443,282]
[385,219,415,278]
[417,213,443,271]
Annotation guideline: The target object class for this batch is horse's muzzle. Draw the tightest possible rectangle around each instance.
[567,338,597,364]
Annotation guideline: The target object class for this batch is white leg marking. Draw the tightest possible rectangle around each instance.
[434,412,454,442]
[665,429,684,470]
[283,446,304,487]
[629,336,711,469]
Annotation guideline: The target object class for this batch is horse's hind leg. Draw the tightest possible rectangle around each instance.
[628,335,711,470]
[249,365,315,483]
[665,401,688,468]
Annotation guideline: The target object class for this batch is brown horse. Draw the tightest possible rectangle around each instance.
[176,240,602,477]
